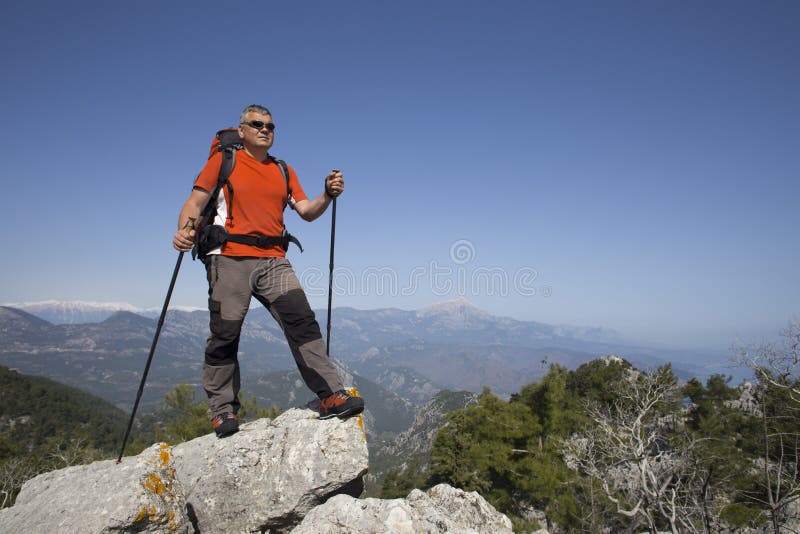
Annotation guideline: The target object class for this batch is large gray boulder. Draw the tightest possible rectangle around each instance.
[0,408,511,534]
[0,442,188,533]
[291,483,514,533]
[0,408,368,534]
[172,408,369,533]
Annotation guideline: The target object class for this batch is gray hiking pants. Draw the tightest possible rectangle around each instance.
[202,255,343,417]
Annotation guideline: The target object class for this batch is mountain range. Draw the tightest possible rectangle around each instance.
[1,300,202,325]
[0,299,735,419]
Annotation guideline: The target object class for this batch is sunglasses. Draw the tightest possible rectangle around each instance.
[243,120,276,132]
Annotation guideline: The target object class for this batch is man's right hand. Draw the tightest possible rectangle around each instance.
[173,228,196,251]
[173,189,210,251]
[173,217,197,251]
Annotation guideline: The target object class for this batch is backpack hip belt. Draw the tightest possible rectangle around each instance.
[226,230,303,252]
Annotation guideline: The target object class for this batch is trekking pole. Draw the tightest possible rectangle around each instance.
[326,190,337,356]
[117,250,185,463]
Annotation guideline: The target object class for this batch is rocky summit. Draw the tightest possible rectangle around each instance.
[0,407,511,533]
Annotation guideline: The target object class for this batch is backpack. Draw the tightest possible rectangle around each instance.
[191,128,302,262]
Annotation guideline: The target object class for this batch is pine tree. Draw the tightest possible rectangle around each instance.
[156,383,283,445]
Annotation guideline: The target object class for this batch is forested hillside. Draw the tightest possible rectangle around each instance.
[0,367,277,509]
[382,324,800,532]
[0,366,153,507]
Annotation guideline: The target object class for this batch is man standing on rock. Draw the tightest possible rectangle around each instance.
[172,104,364,437]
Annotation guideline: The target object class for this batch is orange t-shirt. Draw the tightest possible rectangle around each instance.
[194,150,308,257]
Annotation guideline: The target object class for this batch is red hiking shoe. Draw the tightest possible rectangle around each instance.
[211,412,239,438]
[318,390,365,420]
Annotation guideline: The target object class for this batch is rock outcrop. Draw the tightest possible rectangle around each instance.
[0,407,512,534]
[0,408,367,533]
[0,442,186,533]
[292,483,514,533]
[172,410,368,533]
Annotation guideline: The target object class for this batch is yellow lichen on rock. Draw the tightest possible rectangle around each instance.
[344,387,367,442]
[144,473,166,495]
[159,443,171,467]
[356,414,366,441]
[134,506,148,523]
[135,444,185,532]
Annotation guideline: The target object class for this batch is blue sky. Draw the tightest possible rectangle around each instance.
[1,1,797,348]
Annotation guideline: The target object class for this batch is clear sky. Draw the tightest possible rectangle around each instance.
[1,1,797,349]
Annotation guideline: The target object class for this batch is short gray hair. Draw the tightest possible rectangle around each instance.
[240,104,272,124]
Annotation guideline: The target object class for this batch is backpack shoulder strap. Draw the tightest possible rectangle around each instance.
[210,129,242,223]
[270,156,294,210]
[191,129,242,260]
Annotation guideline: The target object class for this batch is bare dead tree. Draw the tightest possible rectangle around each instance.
[561,367,698,533]
[738,321,800,403]
[737,320,800,532]
[47,437,98,468]
[0,458,37,508]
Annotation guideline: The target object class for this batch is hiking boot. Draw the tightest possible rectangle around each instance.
[318,390,365,420]
[211,412,239,438]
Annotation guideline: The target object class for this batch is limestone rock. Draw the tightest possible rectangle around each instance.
[291,483,513,533]
[0,443,187,533]
[0,408,368,534]
[172,408,369,533]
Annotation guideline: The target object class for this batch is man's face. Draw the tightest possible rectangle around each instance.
[238,112,275,151]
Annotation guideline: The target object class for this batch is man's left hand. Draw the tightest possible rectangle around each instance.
[325,169,344,198]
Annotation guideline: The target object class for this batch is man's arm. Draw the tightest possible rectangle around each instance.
[294,170,344,222]
[172,188,211,251]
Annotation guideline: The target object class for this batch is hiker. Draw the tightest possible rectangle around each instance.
[172,104,364,437]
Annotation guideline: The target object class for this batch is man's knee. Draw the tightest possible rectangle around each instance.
[273,289,322,346]
[206,299,244,365]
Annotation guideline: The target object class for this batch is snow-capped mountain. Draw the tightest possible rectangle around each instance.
[1,300,203,324]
